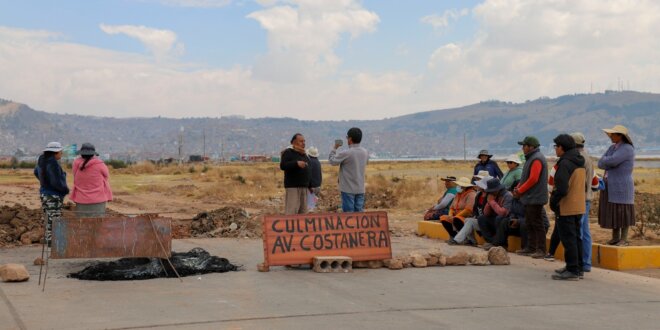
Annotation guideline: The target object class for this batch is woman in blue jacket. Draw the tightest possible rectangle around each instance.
[34,142,69,246]
[474,149,503,179]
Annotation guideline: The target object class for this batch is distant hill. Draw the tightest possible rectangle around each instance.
[1,91,658,160]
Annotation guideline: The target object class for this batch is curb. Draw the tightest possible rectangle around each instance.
[417,220,660,271]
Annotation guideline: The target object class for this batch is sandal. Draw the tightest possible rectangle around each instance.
[615,240,629,246]
[606,239,620,245]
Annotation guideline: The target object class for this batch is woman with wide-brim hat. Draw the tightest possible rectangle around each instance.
[474,149,504,179]
[439,177,477,238]
[501,154,523,190]
[597,125,635,246]
[33,142,69,246]
[70,143,113,218]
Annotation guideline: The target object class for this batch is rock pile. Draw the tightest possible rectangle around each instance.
[0,204,43,247]
[354,247,510,270]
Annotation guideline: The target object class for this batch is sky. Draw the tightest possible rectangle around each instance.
[1,0,659,120]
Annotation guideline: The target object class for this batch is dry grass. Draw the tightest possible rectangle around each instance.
[2,160,658,213]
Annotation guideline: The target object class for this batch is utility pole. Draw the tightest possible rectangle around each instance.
[203,128,206,159]
[463,133,466,161]
[178,126,184,165]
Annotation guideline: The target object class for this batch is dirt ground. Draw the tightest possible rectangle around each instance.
[1,161,658,248]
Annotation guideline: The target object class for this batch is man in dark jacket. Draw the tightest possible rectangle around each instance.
[513,136,549,258]
[550,134,586,280]
[280,133,312,214]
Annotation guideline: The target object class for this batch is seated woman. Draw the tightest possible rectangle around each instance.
[474,149,503,179]
[439,177,477,238]
[424,176,458,220]
[501,154,523,190]
[448,176,491,246]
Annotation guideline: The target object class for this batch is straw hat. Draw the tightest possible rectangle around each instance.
[307,146,319,157]
[473,170,490,179]
[454,177,474,187]
[602,125,633,145]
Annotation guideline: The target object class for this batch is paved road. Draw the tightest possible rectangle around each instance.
[2,237,660,329]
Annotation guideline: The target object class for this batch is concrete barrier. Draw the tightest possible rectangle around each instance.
[417,220,660,271]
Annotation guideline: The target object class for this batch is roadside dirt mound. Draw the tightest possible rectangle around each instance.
[0,204,43,247]
[315,187,398,211]
[190,206,261,238]
[365,187,398,209]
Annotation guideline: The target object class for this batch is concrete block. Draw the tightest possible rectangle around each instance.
[313,256,352,273]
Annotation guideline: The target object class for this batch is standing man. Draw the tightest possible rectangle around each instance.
[550,134,586,280]
[513,136,549,259]
[570,132,599,272]
[329,127,369,212]
[280,133,311,214]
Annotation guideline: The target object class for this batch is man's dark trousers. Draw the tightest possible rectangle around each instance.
[524,204,546,252]
[557,214,584,274]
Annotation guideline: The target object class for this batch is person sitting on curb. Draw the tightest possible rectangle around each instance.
[439,177,477,238]
[448,175,491,246]
[501,154,523,190]
[477,178,513,250]
[424,176,458,220]
[474,149,504,179]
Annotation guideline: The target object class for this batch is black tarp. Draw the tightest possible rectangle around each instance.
[69,248,240,281]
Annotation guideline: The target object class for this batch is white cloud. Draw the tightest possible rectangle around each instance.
[424,0,660,107]
[421,8,469,31]
[247,0,379,82]
[99,24,183,60]
[0,25,422,120]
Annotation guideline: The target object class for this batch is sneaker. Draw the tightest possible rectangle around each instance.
[447,238,459,245]
[555,267,584,279]
[552,270,579,281]
[482,243,494,251]
[530,251,545,259]
[515,248,533,256]
[543,253,555,261]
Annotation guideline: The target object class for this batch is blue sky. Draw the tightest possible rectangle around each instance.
[1,0,659,120]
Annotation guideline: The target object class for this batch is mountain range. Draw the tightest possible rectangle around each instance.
[1,90,658,160]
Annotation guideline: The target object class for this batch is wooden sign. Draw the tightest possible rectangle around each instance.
[51,216,172,259]
[261,211,391,268]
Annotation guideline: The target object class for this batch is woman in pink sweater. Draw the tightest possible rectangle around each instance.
[71,143,113,217]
